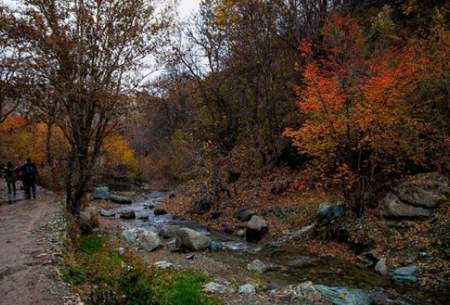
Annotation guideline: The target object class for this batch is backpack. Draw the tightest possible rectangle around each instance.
[24,164,37,176]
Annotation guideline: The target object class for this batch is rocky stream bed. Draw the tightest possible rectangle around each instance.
[88,187,448,305]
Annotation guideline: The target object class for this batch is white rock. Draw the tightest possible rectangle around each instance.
[239,283,256,296]
[203,282,231,294]
[375,257,388,276]
[154,261,175,269]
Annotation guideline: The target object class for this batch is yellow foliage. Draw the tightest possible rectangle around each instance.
[102,133,138,177]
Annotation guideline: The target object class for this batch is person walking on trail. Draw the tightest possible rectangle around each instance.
[4,161,17,196]
[20,159,38,199]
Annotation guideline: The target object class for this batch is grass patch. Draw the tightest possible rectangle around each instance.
[62,233,220,305]
[79,234,104,254]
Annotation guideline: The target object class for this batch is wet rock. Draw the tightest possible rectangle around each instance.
[100,209,115,217]
[391,265,420,284]
[316,202,345,221]
[374,257,388,276]
[175,227,211,251]
[234,208,256,221]
[144,202,155,209]
[159,225,182,239]
[118,209,136,219]
[169,191,176,198]
[382,193,431,218]
[210,240,223,251]
[94,186,110,200]
[396,172,449,208]
[246,215,268,242]
[248,259,268,273]
[314,285,373,305]
[239,284,256,296]
[154,208,167,216]
[109,193,132,204]
[203,282,232,294]
[154,261,175,269]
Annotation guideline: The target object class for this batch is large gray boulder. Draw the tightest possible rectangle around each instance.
[391,265,420,284]
[288,281,331,305]
[121,228,160,251]
[109,193,132,204]
[396,172,449,208]
[382,193,431,218]
[175,227,211,251]
[159,225,182,239]
[234,208,256,221]
[314,285,373,305]
[246,215,268,242]
[94,186,110,200]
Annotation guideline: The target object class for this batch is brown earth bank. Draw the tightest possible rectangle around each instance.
[0,182,80,305]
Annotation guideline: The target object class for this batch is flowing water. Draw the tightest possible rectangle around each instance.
[112,190,447,305]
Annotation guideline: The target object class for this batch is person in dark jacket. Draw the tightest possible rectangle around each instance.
[19,159,38,199]
[4,161,17,196]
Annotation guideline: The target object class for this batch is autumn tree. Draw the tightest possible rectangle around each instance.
[13,0,171,215]
[0,5,31,123]
[284,13,447,215]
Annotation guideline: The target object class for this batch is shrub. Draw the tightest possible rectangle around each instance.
[62,265,86,285]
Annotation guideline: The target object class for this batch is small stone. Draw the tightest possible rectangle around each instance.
[203,282,231,294]
[239,284,256,296]
[100,209,115,217]
[154,261,175,269]
[247,259,268,274]
[374,257,388,276]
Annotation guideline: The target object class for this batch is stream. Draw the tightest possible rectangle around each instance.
[110,190,446,305]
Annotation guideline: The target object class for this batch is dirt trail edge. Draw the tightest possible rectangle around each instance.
[0,182,80,305]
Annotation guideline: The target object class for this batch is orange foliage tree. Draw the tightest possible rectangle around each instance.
[284,13,450,215]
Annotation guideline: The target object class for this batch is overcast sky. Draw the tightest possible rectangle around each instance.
[1,0,201,18]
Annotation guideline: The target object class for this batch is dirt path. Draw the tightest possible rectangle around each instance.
[0,182,78,305]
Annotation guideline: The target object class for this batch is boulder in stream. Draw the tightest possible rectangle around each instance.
[175,227,211,251]
[109,193,132,204]
[314,285,373,305]
[159,225,182,239]
[246,215,268,242]
[121,228,160,251]
[100,209,115,217]
[94,186,110,200]
[118,208,136,219]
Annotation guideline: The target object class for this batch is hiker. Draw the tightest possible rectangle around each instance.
[19,159,38,199]
[4,162,17,196]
